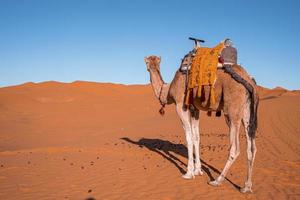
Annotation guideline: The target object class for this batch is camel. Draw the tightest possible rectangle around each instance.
[144,52,259,193]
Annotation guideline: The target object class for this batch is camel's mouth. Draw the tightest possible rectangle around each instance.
[147,64,160,72]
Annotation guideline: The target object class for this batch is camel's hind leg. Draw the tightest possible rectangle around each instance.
[176,103,194,179]
[209,116,241,186]
[240,104,257,193]
[190,109,203,176]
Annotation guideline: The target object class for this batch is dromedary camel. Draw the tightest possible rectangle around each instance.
[144,53,259,193]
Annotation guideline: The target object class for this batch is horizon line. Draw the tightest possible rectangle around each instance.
[0,80,298,91]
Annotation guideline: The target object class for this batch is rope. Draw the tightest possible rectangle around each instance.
[158,84,166,116]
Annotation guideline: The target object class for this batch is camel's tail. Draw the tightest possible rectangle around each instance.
[249,84,259,138]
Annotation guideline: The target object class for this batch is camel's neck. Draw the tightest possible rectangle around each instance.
[149,69,164,97]
[149,69,170,104]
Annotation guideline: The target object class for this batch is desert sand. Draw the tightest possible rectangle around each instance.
[0,81,299,200]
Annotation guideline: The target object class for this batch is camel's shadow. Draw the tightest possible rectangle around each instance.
[120,137,241,190]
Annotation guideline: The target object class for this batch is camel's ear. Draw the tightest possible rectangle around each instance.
[144,56,149,63]
[156,56,161,64]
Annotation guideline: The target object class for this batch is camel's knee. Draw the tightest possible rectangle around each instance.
[192,132,199,142]
[191,121,199,139]
[229,149,240,161]
[234,150,240,160]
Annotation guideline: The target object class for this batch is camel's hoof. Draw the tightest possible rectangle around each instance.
[194,169,203,176]
[240,187,253,193]
[208,180,221,187]
[182,172,195,179]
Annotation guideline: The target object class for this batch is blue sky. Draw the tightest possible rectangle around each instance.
[0,0,299,89]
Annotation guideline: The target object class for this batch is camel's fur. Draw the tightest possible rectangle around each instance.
[145,55,259,193]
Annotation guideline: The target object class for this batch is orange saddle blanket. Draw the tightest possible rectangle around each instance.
[185,42,225,106]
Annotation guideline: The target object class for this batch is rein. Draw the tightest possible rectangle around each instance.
[158,83,166,116]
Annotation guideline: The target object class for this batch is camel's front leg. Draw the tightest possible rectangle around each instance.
[176,103,194,179]
[191,109,203,176]
[209,119,241,186]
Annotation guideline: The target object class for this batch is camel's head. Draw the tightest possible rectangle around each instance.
[144,55,161,72]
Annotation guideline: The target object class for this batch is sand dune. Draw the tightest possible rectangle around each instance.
[0,81,299,199]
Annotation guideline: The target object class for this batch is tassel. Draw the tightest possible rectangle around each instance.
[197,85,202,97]
[159,105,165,116]
[185,89,191,105]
